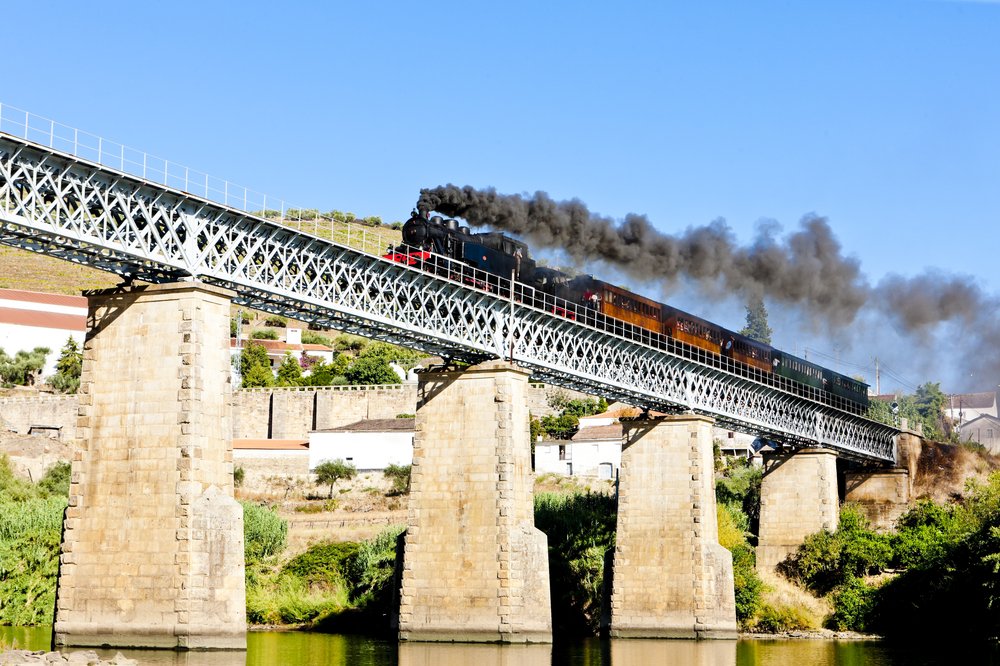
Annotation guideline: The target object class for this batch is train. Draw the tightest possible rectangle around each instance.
[384,210,870,415]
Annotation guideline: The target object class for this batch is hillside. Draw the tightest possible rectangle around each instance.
[0,246,121,294]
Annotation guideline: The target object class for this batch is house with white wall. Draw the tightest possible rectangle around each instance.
[945,392,997,429]
[0,288,86,380]
[309,418,414,471]
[535,408,629,479]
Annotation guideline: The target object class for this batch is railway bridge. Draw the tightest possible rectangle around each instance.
[0,105,903,647]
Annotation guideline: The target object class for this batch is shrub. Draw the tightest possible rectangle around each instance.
[779,504,891,595]
[264,315,288,328]
[300,331,333,346]
[283,541,360,588]
[827,576,877,631]
[242,501,288,565]
[251,329,278,340]
[718,502,762,624]
[534,492,617,635]
[752,602,813,633]
[37,462,71,498]
[383,464,411,495]
[234,466,245,488]
[343,525,405,603]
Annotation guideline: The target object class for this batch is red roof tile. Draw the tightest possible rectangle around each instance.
[0,288,86,309]
[0,307,86,331]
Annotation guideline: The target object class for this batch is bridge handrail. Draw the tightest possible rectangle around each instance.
[0,102,401,256]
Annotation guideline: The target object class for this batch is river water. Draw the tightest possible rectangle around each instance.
[1,627,993,665]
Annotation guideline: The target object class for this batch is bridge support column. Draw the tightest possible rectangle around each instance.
[757,448,839,572]
[397,360,551,643]
[605,414,737,639]
[53,283,246,650]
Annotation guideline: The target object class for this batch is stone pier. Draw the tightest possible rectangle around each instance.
[605,414,737,639]
[53,283,246,650]
[756,448,839,572]
[397,361,551,643]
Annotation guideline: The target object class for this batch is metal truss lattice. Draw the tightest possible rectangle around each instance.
[0,133,897,463]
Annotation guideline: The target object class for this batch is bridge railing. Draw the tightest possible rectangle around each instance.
[0,102,402,256]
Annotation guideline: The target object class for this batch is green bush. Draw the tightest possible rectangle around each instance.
[752,603,813,633]
[242,501,288,565]
[283,541,360,588]
[301,331,333,346]
[344,525,405,603]
[38,462,71,498]
[827,576,877,631]
[383,464,411,495]
[779,504,891,595]
[251,329,278,340]
[264,315,288,328]
[718,502,762,624]
[246,572,346,625]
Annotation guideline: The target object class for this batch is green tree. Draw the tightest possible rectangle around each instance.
[314,459,357,498]
[49,337,82,394]
[738,296,773,345]
[344,356,401,385]
[0,347,50,387]
[358,341,423,371]
[240,341,273,388]
[276,352,303,386]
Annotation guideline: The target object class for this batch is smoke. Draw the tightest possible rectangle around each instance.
[418,185,998,391]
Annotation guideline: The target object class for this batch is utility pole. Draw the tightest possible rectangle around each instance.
[874,357,880,395]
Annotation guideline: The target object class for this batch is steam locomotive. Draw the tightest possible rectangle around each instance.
[385,211,870,415]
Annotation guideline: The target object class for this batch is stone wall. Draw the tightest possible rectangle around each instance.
[0,394,79,440]
[1,380,572,445]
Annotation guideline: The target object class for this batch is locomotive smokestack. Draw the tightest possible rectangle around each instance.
[417,184,1000,389]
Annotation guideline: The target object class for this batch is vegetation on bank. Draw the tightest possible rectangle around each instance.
[7,444,1000,644]
[0,456,69,625]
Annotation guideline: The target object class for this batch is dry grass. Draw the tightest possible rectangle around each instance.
[913,440,1000,503]
[757,570,832,629]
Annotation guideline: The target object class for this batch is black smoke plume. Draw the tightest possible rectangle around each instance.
[418,185,998,390]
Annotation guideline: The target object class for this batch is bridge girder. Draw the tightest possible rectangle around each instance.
[0,132,897,463]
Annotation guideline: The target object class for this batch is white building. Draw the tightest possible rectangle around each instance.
[308,418,414,471]
[945,392,998,429]
[0,288,86,379]
[535,409,629,479]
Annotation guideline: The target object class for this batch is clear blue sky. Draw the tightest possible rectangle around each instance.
[3,0,998,392]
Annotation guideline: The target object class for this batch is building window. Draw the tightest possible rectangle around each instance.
[598,463,613,480]
[558,445,568,461]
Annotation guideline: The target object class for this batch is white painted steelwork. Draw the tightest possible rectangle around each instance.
[0,126,896,462]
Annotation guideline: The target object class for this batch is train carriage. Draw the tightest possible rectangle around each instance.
[387,210,870,415]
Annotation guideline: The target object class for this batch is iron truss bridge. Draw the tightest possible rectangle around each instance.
[0,126,897,463]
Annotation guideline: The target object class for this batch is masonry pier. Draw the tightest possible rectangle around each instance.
[397,361,552,643]
[756,447,839,572]
[53,283,246,650]
[605,414,737,639]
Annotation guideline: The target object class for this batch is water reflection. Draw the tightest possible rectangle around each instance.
[610,639,737,666]
[399,641,551,666]
[3,627,995,665]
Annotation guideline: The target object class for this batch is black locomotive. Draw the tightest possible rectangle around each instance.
[385,211,870,415]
